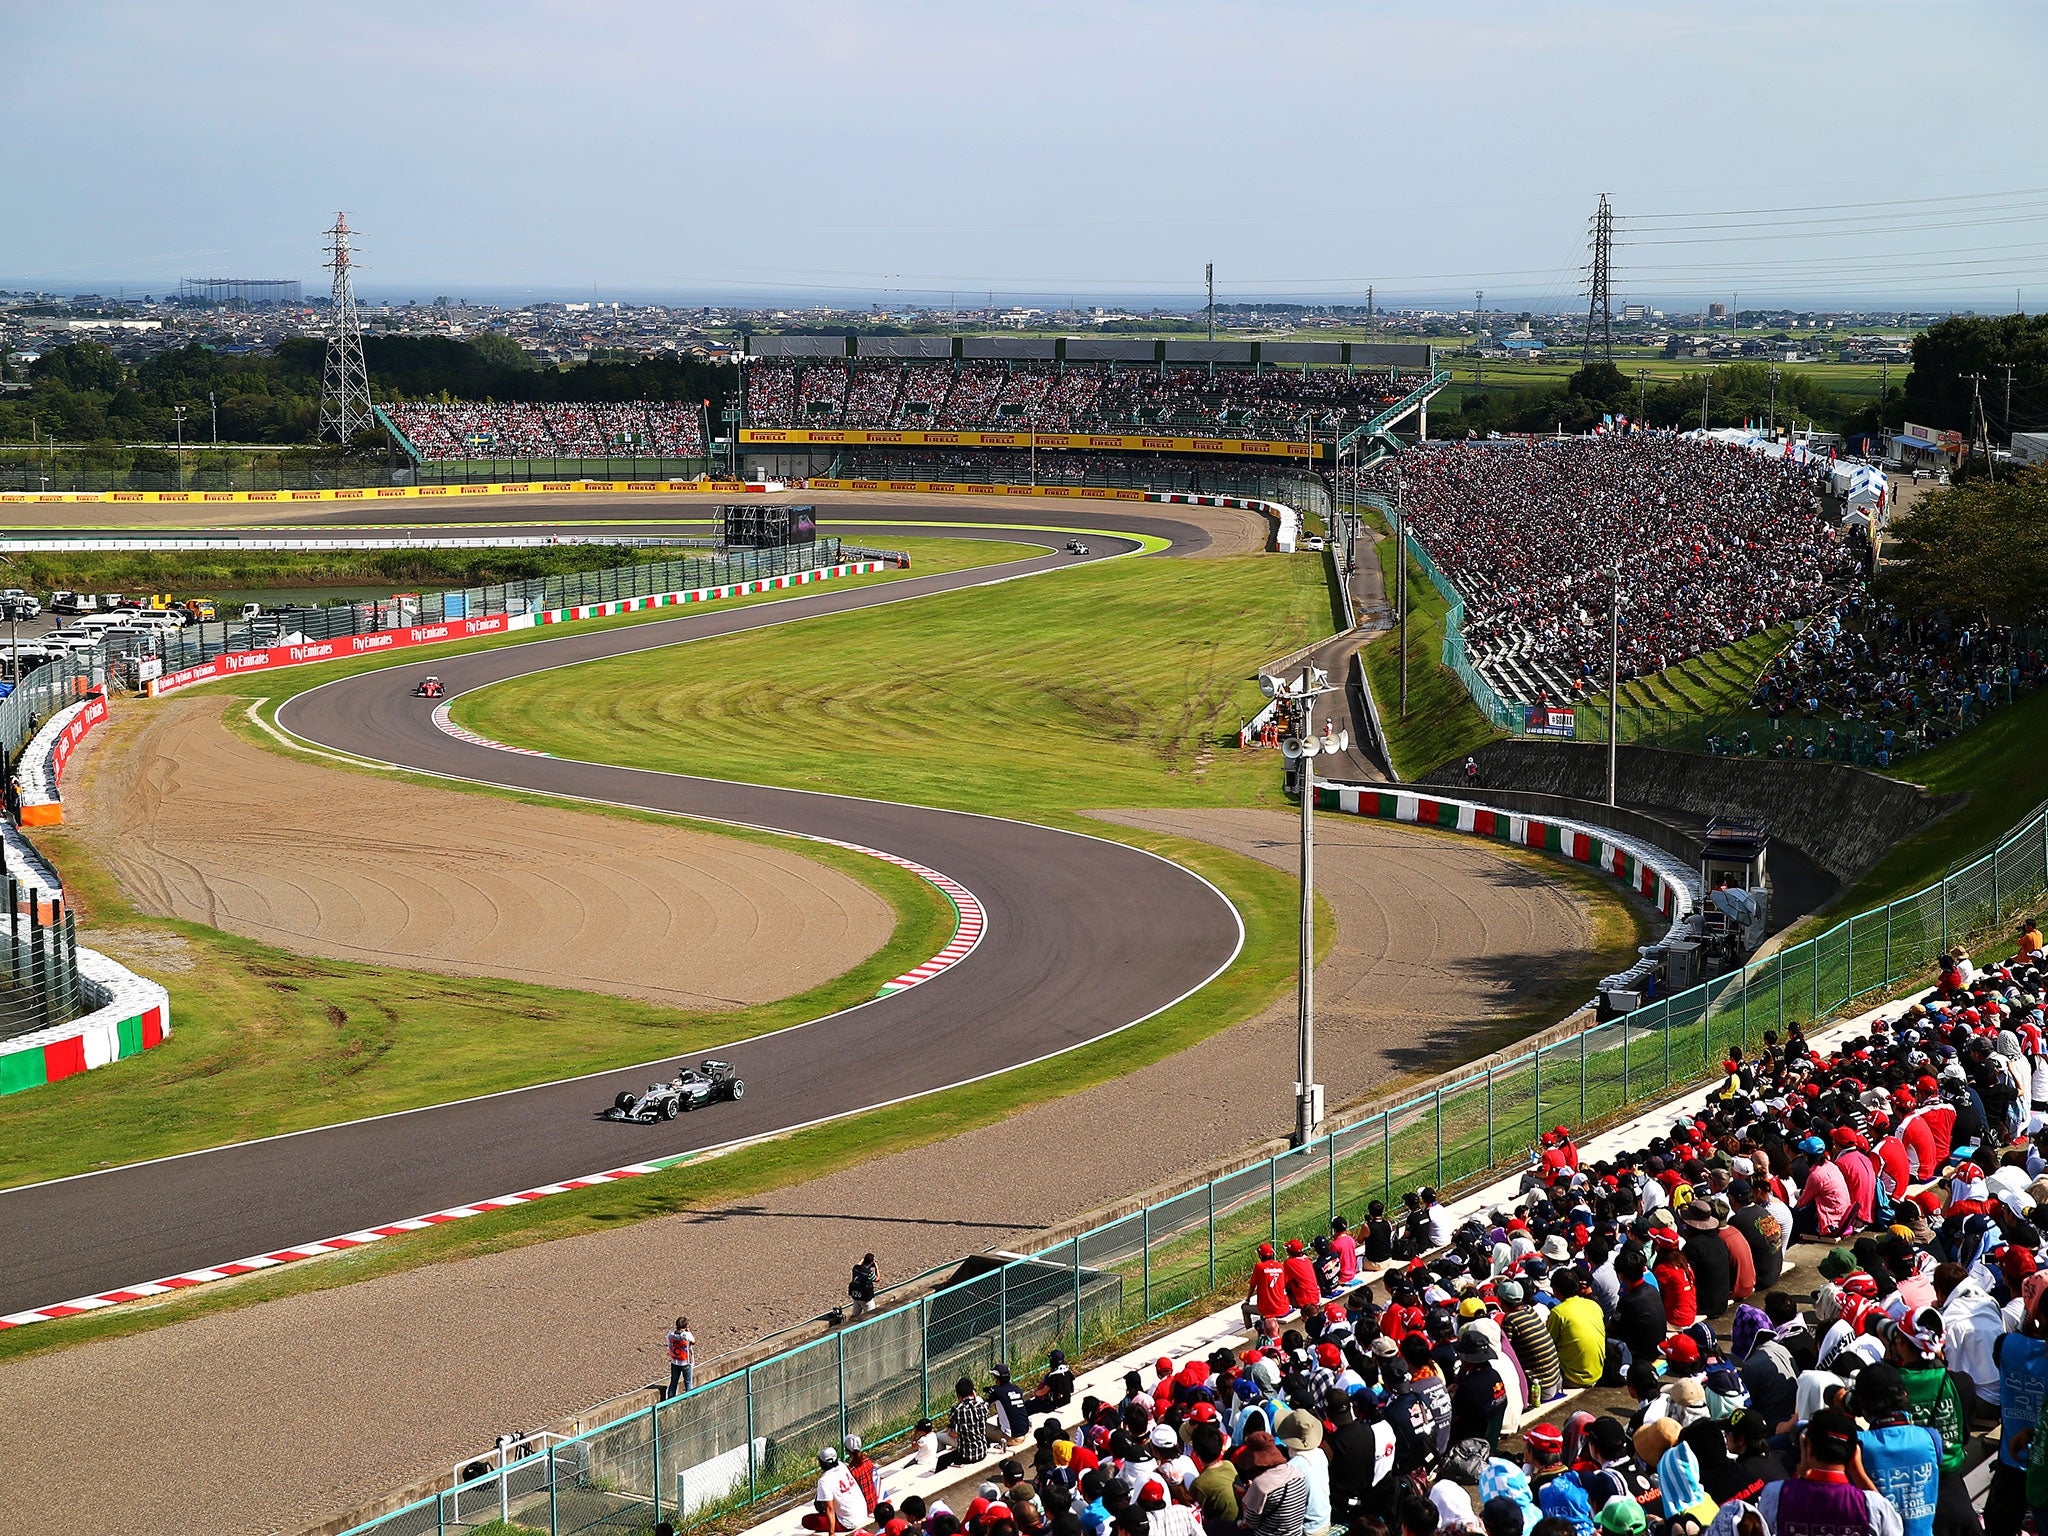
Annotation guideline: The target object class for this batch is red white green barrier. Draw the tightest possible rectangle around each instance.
[0,947,172,1096]
[16,689,110,827]
[1321,784,1697,993]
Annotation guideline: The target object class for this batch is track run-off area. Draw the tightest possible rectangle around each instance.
[0,498,1269,1322]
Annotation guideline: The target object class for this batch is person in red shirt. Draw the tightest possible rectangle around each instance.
[1896,1096,1939,1178]
[1281,1238,1323,1314]
[1650,1229,1699,1329]
[1328,1218,1359,1284]
[1244,1243,1290,1327]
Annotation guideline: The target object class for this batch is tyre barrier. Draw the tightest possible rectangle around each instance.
[1321,783,1699,996]
[16,689,110,827]
[0,949,170,1096]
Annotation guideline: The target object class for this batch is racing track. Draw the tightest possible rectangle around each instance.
[0,507,1248,1318]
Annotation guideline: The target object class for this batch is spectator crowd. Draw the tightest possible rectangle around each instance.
[385,400,707,461]
[1744,599,2048,765]
[794,926,2048,1536]
[738,361,1424,436]
[1375,437,1858,702]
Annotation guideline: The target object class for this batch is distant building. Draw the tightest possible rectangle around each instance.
[1621,303,1647,321]
[1708,303,1729,321]
[2013,431,2048,467]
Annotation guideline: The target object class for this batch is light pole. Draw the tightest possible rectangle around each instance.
[172,405,188,490]
[1608,557,1622,807]
[1262,664,1347,1148]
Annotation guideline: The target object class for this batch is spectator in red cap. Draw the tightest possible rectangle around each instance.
[1651,1229,1700,1330]
[1281,1239,1323,1315]
[1245,1244,1290,1330]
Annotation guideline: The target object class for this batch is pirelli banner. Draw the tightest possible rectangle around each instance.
[741,428,1326,460]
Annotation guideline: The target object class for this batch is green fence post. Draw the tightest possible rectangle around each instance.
[1581,1027,1588,1124]
[1533,1050,1541,1143]
[1993,845,2002,925]
[1941,881,1949,953]
[1270,1157,1278,1246]
[921,1297,932,1416]
[1141,1208,1151,1319]
[1070,1240,1083,1355]
[1884,902,1893,984]
[1620,1012,1630,1101]
[1776,953,1785,1032]
[1485,1067,1494,1168]
[746,1365,758,1502]
[1813,948,1821,1019]
[837,1330,848,1450]
[1327,1130,1338,1225]
[1433,1089,1443,1189]
[652,1401,661,1525]
[1663,1008,1672,1086]
[1207,1183,1217,1295]
[1383,1113,1392,1205]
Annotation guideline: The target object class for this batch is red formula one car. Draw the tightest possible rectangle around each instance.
[414,676,445,699]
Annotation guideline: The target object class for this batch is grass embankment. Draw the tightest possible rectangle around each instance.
[1791,686,2048,937]
[1352,516,1501,779]
[1594,626,1789,715]
[461,550,1326,818]
[0,536,1039,1190]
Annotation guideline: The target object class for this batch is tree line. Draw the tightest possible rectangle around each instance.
[0,335,735,452]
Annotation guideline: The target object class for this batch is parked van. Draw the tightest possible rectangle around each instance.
[73,613,143,637]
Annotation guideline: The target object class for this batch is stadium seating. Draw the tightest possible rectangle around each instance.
[739,360,1426,436]
[383,401,706,461]
[1383,436,1857,701]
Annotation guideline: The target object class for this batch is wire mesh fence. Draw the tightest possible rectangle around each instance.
[0,456,719,494]
[53,542,850,692]
[340,791,2048,1536]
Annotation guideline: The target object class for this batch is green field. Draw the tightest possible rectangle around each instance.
[1790,686,2048,938]
[458,550,1327,819]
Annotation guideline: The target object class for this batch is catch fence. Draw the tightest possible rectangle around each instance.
[339,790,2048,1536]
[838,453,1331,521]
[39,542,847,691]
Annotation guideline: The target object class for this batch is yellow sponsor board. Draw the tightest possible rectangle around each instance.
[806,479,1153,501]
[0,480,763,505]
[740,428,1325,459]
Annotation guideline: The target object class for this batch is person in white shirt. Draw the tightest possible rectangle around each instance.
[1423,1190,1456,1249]
[806,1447,867,1533]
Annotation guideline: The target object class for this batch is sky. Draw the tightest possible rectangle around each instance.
[4,0,2046,313]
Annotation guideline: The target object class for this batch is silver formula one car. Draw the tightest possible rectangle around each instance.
[605,1060,745,1121]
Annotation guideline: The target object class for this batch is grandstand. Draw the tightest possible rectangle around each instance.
[1384,435,1857,704]
[741,356,1426,436]
[382,400,707,463]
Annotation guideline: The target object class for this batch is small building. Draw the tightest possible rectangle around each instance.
[2013,431,2048,467]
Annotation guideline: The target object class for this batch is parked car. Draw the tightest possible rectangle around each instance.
[0,589,41,618]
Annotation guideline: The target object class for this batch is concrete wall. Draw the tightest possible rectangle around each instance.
[1419,742,1960,883]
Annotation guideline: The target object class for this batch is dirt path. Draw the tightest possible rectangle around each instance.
[0,808,1628,1536]
[63,696,893,1010]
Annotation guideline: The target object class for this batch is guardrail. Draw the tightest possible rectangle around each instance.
[335,784,2048,1536]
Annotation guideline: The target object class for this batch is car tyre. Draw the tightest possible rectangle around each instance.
[614,1090,637,1111]
[728,1079,745,1101]
[661,1097,681,1120]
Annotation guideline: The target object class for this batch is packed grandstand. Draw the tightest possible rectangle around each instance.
[739,359,1428,434]
[1379,436,1862,703]
[383,399,708,461]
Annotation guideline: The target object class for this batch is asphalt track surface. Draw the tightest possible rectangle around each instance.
[0,502,1248,1318]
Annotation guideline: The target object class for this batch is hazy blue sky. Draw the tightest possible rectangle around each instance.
[6,0,2045,310]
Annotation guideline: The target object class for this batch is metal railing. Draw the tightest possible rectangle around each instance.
[42,543,848,690]
[836,453,1330,519]
[338,786,2048,1536]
